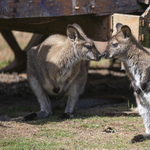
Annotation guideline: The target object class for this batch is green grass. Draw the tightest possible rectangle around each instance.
[0,138,60,150]
[0,61,11,69]
[1,114,150,150]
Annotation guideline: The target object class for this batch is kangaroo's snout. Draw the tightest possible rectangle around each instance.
[97,53,102,61]
[102,51,107,59]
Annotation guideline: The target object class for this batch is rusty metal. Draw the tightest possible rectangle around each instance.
[75,6,80,10]
[90,5,95,9]
[141,34,145,41]
[139,35,142,41]
[0,0,138,19]
[140,19,145,26]
[139,5,150,47]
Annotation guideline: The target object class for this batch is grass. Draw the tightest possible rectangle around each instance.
[0,61,11,69]
[0,113,150,150]
[0,103,149,150]
[0,98,144,149]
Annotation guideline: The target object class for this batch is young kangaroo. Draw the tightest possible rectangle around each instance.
[103,23,150,143]
[24,23,101,120]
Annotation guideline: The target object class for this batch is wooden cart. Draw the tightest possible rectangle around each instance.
[0,0,149,72]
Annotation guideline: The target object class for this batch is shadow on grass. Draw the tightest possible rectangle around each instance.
[0,71,137,125]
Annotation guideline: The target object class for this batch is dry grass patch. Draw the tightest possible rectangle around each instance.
[1,110,150,149]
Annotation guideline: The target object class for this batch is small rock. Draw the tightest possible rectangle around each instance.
[103,127,115,133]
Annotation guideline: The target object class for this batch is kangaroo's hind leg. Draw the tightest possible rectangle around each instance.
[131,92,150,143]
[58,61,89,120]
[24,76,53,121]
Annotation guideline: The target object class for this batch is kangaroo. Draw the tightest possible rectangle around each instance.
[102,23,150,143]
[24,23,101,121]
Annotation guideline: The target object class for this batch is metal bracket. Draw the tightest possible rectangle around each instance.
[139,5,150,47]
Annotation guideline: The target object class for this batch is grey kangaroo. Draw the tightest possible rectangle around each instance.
[103,23,150,143]
[24,23,101,120]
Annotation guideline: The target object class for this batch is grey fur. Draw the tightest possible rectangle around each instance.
[26,23,101,120]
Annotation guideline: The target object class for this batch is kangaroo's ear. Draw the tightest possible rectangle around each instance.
[121,25,131,38]
[67,25,79,41]
[116,23,123,32]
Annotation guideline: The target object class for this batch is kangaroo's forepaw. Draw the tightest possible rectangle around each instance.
[57,113,74,120]
[53,87,60,94]
[24,111,52,121]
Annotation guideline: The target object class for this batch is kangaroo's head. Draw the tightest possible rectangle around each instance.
[67,23,101,61]
[102,23,131,59]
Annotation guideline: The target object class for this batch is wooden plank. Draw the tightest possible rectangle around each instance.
[0,15,110,41]
[0,0,138,19]
[113,13,140,40]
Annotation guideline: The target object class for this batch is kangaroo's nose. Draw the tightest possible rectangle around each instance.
[102,51,107,58]
[98,54,101,60]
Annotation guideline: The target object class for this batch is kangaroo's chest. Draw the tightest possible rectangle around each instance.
[127,61,141,85]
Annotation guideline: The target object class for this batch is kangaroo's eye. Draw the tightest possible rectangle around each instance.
[112,43,118,47]
[85,45,92,51]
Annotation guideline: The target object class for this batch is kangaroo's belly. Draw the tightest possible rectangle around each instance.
[42,69,73,95]
[57,68,73,82]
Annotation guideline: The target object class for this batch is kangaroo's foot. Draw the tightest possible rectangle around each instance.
[131,134,150,143]
[24,111,52,121]
[57,113,74,120]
